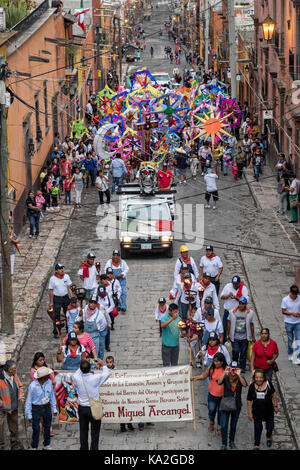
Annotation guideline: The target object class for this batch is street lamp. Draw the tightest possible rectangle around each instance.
[262,15,275,42]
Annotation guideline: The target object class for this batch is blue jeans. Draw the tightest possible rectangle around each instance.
[90,327,108,360]
[253,164,261,181]
[232,338,248,371]
[111,176,123,194]
[219,408,241,446]
[28,212,40,236]
[31,404,52,449]
[207,392,222,426]
[118,276,127,310]
[65,190,71,204]
[285,322,300,357]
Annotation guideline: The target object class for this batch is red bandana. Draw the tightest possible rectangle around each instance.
[80,260,91,278]
[200,280,210,289]
[54,273,65,279]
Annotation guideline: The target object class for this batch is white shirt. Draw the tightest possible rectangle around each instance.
[220,283,249,311]
[281,294,300,324]
[73,367,111,407]
[170,273,196,298]
[49,274,72,297]
[174,257,199,280]
[290,179,300,195]
[105,260,129,278]
[175,281,199,305]
[196,282,220,310]
[203,318,223,337]
[62,344,86,359]
[199,255,223,277]
[204,173,218,192]
[86,102,93,115]
[193,307,221,323]
[97,293,114,315]
[81,305,109,331]
[3,371,14,388]
[155,305,169,321]
[108,278,122,300]
[95,176,109,192]
[78,264,98,290]
[200,344,231,366]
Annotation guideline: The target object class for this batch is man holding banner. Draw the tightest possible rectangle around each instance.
[73,359,111,451]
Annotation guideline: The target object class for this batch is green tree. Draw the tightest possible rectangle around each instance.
[0,0,30,29]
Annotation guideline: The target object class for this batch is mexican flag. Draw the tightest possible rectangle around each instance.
[73,8,90,33]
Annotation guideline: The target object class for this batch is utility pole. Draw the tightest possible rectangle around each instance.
[0,55,14,334]
[228,0,237,99]
[204,0,209,73]
[113,15,116,74]
[117,17,122,86]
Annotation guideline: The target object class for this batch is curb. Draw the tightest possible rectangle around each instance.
[11,205,75,363]
[242,168,263,211]
[239,249,299,450]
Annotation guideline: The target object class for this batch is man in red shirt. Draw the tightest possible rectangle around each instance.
[157,162,173,190]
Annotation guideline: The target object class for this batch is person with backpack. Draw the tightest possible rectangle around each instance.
[173,245,199,281]
[226,297,255,373]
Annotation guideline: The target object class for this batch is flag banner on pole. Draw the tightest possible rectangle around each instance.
[55,366,193,424]
[73,8,90,33]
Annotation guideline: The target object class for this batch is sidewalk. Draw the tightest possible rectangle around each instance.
[0,205,74,363]
[242,164,300,449]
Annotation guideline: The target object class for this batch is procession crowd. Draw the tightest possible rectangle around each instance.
[2,48,300,451]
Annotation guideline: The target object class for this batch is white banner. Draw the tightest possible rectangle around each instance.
[55,366,193,424]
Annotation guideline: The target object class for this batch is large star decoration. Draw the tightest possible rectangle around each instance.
[192,106,233,149]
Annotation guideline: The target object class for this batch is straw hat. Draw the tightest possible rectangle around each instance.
[34,366,53,379]
[175,147,186,154]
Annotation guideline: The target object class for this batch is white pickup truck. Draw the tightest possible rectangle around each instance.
[117,185,175,259]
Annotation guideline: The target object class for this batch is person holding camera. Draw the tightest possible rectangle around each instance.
[191,352,227,435]
[217,361,247,450]
[161,303,182,367]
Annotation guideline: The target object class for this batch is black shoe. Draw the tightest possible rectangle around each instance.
[111,326,114,331]
[127,424,134,431]
[106,347,111,352]
[53,332,58,339]
[120,424,126,432]
[266,439,272,448]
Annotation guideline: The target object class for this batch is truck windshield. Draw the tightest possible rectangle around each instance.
[126,204,170,221]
